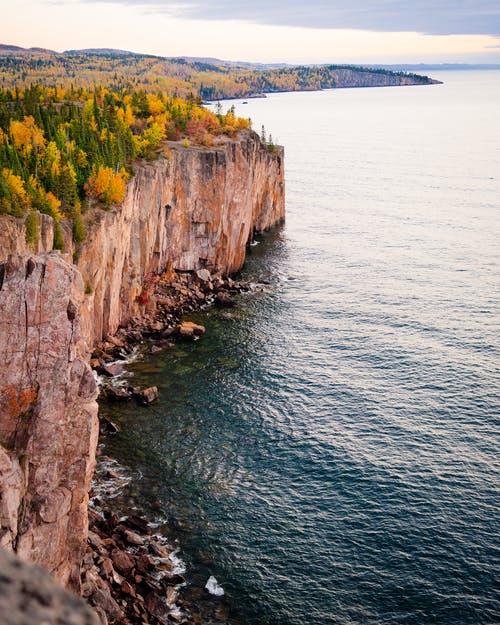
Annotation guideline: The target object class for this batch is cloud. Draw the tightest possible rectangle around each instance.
[79,0,500,36]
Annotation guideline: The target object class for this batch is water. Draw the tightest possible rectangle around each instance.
[101,71,500,625]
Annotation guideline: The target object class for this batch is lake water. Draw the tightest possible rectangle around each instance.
[101,71,500,625]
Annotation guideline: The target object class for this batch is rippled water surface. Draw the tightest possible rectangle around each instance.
[102,71,500,625]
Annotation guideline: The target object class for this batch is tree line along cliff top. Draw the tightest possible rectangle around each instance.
[0,46,436,252]
[0,45,437,100]
[0,85,253,249]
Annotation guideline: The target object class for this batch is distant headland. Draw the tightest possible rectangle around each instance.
[0,44,441,100]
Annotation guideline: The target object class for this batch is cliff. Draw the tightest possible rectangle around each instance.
[77,132,284,345]
[330,67,441,88]
[0,131,284,346]
[0,130,284,587]
[0,254,99,590]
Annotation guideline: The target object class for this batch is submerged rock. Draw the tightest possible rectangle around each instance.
[151,340,176,354]
[214,292,236,308]
[103,386,131,402]
[99,413,121,433]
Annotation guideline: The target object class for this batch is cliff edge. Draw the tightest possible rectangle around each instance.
[0,130,284,590]
[0,131,285,346]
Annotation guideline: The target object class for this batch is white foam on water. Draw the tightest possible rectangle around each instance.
[168,548,187,576]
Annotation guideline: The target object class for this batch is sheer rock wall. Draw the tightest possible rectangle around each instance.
[0,130,284,587]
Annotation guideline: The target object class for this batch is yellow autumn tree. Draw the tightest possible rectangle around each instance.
[10,116,46,158]
[134,122,166,158]
[85,166,129,208]
[117,104,135,128]
[0,168,31,215]
[146,93,166,115]
[46,191,62,220]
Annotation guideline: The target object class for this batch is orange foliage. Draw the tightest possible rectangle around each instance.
[0,385,38,421]
[85,166,129,206]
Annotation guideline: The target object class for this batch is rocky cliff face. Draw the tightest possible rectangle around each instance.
[0,213,59,257]
[0,254,99,589]
[0,130,284,587]
[331,68,440,88]
[1,131,284,346]
[77,132,284,345]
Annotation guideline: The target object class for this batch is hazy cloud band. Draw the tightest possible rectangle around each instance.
[80,0,500,36]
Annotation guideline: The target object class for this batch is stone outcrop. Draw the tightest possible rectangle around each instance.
[0,213,59,257]
[330,67,441,88]
[0,254,99,589]
[0,547,100,625]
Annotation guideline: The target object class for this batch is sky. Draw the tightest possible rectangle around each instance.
[3,0,500,64]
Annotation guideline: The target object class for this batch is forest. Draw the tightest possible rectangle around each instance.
[0,84,250,247]
[0,47,435,100]
[0,46,434,251]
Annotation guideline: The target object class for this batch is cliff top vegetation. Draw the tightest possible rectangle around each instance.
[0,85,251,248]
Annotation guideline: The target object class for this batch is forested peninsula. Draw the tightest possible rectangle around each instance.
[0,44,440,100]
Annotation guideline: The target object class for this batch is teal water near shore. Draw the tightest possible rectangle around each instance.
[100,71,500,624]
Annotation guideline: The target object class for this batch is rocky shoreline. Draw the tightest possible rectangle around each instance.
[92,267,254,405]
[83,266,262,624]
[0,128,284,622]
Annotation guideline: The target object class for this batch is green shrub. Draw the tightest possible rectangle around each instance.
[25,211,39,247]
[53,221,64,251]
[73,212,86,243]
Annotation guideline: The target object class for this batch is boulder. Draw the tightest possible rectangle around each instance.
[123,529,145,546]
[145,592,169,621]
[104,386,131,402]
[196,268,211,282]
[90,587,124,621]
[123,515,151,535]
[178,321,206,339]
[110,549,135,574]
[99,363,125,377]
[140,386,159,404]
